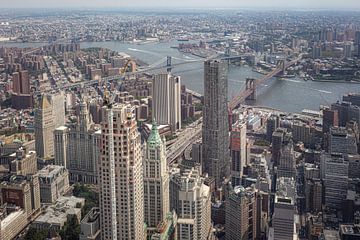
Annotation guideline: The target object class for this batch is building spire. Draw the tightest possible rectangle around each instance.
[147,119,162,148]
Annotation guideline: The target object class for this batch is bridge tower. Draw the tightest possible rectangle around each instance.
[276,59,286,76]
[166,56,172,73]
[245,78,256,101]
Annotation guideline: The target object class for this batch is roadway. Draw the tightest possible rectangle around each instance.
[166,118,202,165]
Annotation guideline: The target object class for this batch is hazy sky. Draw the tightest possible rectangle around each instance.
[0,0,359,9]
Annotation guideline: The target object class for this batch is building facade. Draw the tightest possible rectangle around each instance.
[170,167,212,240]
[35,95,55,159]
[202,60,230,187]
[99,104,145,240]
[143,120,170,235]
[54,100,101,184]
[152,73,181,131]
[230,121,247,187]
[37,165,70,203]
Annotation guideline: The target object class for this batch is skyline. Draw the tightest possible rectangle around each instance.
[0,0,360,10]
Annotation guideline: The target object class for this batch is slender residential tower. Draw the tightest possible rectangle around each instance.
[99,103,145,240]
[143,120,170,235]
[202,60,230,187]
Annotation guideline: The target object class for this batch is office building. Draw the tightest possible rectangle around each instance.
[272,128,286,166]
[305,179,322,213]
[266,115,280,142]
[277,141,296,178]
[225,185,259,240]
[152,73,181,131]
[35,95,55,159]
[329,127,358,154]
[202,60,230,187]
[169,167,212,240]
[143,120,170,235]
[99,104,145,240]
[79,208,101,240]
[54,100,101,184]
[321,153,349,209]
[273,177,296,240]
[50,91,66,128]
[37,165,70,203]
[230,121,247,187]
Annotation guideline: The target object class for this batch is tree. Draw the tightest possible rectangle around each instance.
[59,215,81,240]
[24,227,49,240]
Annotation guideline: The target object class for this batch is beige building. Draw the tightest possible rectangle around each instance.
[170,167,212,240]
[152,73,181,131]
[99,104,145,240]
[10,148,37,176]
[54,100,101,184]
[35,95,55,159]
[38,165,70,203]
[143,120,170,235]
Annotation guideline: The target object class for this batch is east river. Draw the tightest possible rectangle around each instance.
[2,40,360,113]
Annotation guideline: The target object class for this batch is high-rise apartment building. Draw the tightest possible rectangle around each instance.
[230,121,247,187]
[143,120,170,235]
[99,104,145,240]
[12,70,30,95]
[152,73,181,131]
[225,185,259,240]
[35,95,55,159]
[54,100,101,184]
[170,167,212,240]
[202,60,230,187]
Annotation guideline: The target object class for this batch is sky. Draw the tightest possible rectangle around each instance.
[0,0,359,10]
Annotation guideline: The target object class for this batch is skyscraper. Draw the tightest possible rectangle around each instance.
[143,120,170,235]
[99,104,145,240]
[54,100,101,184]
[202,60,230,187]
[35,95,55,159]
[230,121,247,187]
[152,73,181,131]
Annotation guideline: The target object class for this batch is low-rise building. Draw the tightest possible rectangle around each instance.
[79,207,101,240]
[32,196,84,231]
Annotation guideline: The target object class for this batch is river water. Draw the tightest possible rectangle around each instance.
[2,40,359,113]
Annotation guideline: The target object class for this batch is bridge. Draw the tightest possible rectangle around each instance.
[228,54,304,110]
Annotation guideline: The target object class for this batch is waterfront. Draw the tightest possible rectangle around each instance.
[2,40,359,113]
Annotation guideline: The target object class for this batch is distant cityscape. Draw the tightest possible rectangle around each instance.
[0,7,359,240]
